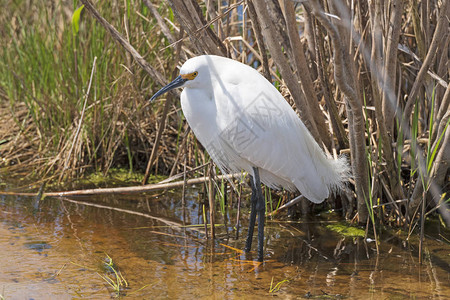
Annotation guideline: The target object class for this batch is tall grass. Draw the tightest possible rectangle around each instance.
[0,0,179,180]
[0,0,448,232]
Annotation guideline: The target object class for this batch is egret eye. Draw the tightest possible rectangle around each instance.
[181,71,198,80]
[189,71,198,80]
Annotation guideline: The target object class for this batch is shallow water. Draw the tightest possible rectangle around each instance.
[0,188,449,299]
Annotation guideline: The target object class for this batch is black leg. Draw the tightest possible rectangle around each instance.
[244,174,257,252]
[253,167,265,262]
[244,167,265,262]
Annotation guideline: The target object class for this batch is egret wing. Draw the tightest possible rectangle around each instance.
[212,74,332,202]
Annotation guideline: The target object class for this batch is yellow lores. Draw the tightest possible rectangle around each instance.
[181,71,198,80]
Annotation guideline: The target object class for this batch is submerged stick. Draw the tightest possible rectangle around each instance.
[0,174,241,198]
[58,197,205,234]
[266,195,305,217]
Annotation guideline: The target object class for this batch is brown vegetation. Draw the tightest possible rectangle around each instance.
[0,0,448,233]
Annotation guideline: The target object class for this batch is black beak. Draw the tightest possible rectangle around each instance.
[150,75,187,101]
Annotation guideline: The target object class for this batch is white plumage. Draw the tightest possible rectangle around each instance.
[151,54,350,261]
[176,55,349,203]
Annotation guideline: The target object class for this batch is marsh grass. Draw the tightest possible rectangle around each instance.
[97,253,128,297]
[0,0,448,236]
[0,0,180,180]
[269,277,289,293]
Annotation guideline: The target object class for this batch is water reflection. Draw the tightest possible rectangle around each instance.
[0,190,449,299]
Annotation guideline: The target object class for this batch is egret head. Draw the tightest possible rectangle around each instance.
[150,57,210,101]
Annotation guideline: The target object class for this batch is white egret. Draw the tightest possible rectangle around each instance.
[151,55,349,261]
